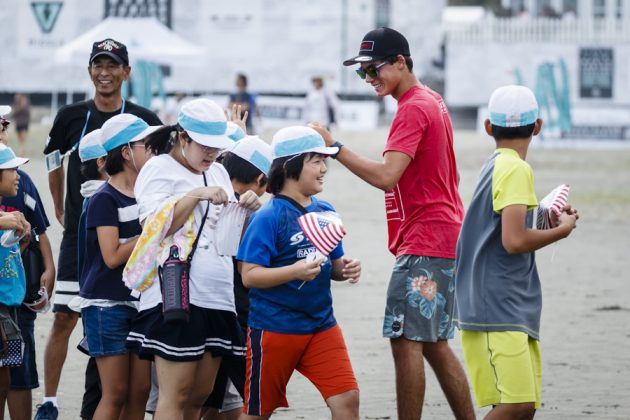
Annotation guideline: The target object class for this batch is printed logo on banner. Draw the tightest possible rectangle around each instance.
[31,2,63,34]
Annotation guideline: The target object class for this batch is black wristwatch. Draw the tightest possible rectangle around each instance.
[330,141,343,159]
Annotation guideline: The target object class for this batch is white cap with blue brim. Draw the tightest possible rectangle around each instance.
[0,143,28,169]
[78,128,106,162]
[101,113,162,152]
[488,85,539,128]
[229,135,273,175]
[271,126,338,159]
[178,99,235,149]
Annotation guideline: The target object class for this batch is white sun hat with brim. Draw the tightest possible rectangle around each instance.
[229,135,273,175]
[0,143,28,169]
[78,129,106,162]
[178,99,234,149]
[101,113,162,152]
[271,126,339,159]
[226,122,246,142]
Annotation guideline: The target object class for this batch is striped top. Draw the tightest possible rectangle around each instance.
[80,182,141,301]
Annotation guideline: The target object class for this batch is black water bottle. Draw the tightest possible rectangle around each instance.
[158,245,191,323]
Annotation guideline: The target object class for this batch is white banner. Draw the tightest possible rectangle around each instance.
[17,0,77,58]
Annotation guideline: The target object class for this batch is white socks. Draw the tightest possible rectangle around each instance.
[43,396,58,407]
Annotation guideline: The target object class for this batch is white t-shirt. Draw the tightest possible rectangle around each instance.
[134,154,236,312]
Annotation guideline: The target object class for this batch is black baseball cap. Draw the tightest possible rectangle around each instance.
[89,38,129,66]
[343,27,410,66]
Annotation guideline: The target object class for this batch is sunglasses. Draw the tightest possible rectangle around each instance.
[355,61,391,80]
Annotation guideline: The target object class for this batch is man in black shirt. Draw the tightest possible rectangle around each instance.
[37,39,161,420]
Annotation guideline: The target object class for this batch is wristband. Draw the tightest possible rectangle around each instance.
[330,141,343,159]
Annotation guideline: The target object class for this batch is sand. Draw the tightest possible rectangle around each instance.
[9,124,630,419]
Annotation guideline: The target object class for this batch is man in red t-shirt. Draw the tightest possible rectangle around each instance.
[311,27,474,419]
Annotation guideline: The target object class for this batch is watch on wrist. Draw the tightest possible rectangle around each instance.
[330,141,343,159]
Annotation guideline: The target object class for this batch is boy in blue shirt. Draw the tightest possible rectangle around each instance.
[237,126,361,419]
[455,85,578,419]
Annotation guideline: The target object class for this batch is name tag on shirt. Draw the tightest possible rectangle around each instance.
[45,150,61,172]
[24,193,36,211]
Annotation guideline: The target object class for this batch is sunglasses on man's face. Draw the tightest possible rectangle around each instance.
[355,61,390,80]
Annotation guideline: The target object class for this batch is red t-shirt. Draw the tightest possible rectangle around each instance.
[383,85,464,259]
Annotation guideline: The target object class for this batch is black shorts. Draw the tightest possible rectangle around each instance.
[126,304,245,362]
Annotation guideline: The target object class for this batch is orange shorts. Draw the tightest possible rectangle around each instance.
[243,324,358,416]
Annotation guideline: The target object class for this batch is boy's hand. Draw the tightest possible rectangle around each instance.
[341,257,361,283]
[292,258,324,282]
[558,210,578,236]
[238,190,262,211]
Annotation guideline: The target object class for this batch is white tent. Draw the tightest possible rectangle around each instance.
[54,17,206,66]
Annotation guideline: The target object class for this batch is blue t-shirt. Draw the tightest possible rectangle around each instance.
[80,183,141,301]
[0,232,26,307]
[0,170,50,235]
[236,196,344,334]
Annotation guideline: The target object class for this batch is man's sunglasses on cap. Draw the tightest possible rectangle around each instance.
[356,60,391,80]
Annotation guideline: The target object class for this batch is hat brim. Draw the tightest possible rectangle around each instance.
[0,157,29,169]
[312,146,339,156]
[0,105,11,117]
[343,54,382,66]
[90,51,125,65]
[129,125,162,144]
[275,146,339,159]
[187,132,235,149]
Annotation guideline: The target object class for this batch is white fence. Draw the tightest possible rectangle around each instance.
[446,17,630,43]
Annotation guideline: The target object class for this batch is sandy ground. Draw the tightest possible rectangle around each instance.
[5,123,629,419]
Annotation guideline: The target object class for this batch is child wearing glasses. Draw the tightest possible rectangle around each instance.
[309,27,475,419]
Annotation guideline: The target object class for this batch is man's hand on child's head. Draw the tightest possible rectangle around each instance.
[342,258,361,284]
[308,122,334,146]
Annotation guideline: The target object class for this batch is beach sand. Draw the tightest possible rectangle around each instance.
[12,124,630,419]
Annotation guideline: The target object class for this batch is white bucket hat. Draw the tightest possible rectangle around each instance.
[271,126,338,159]
[229,135,273,175]
[78,129,106,162]
[178,99,234,149]
[0,143,28,169]
[101,113,162,152]
[488,85,539,128]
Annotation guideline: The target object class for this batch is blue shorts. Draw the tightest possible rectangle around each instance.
[10,306,38,390]
[82,305,136,357]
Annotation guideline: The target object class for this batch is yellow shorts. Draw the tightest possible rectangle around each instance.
[461,330,541,409]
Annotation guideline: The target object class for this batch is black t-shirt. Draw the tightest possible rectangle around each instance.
[43,100,161,279]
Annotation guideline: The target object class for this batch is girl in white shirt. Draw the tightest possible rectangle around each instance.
[127,99,258,420]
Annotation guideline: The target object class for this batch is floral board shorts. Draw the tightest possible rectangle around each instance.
[383,255,456,342]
